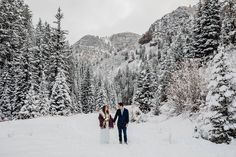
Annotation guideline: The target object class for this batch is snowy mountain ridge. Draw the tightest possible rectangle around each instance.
[72,32,141,80]
[139,5,195,58]
[72,32,140,53]
[72,6,195,81]
[72,32,140,56]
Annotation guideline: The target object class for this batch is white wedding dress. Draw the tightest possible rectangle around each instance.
[100,113,110,144]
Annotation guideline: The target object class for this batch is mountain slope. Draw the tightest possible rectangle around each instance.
[72,32,141,78]
[138,6,195,60]
[110,32,140,51]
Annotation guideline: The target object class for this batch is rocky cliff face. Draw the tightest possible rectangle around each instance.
[72,32,140,66]
[72,35,112,65]
[72,32,140,54]
[110,32,140,52]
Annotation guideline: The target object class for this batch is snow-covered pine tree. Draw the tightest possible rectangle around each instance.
[109,84,118,108]
[103,80,118,108]
[39,71,50,116]
[94,77,107,111]
[171,34,185,62]
[73,60,86,113]
[42,22,54,79]
[69,56,80,114]
[225,50,236,139]
[49,8,70,90]
[26,18,53,118]
[34,19,46,81]
[199,49,235,144]
[35,19,44,47]
[93,77,100,111]
[28,20,43,98]
[49,8,63,85]
[156,48,177,107]
[0,0,34,119]
[14,1,34,119]
[198,0,221,59]
[103,78,111,106]
[0,0,31,66]
[133,63,155,114]
[80,66,94,114]
[0,65,16,120]
[113,66,137,106]
[0,0,18,119]
[221,0,236,46]
[72,59,88,113]
[19,85,40,119]
[228,96,236,138]
[191,0,203,58]
[50,69,73,116]
[125,65,136,106]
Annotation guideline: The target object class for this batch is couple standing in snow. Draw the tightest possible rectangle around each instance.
[98,102,129,144]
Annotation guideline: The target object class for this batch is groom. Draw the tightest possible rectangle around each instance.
[113,102,129,144]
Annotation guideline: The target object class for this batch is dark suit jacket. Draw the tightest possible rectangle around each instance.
[113,108,129,128]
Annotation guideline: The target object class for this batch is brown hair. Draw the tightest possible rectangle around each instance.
[102,105,109,114]
[118,102,124,107]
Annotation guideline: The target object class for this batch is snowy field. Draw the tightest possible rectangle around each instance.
[0,113,236,157]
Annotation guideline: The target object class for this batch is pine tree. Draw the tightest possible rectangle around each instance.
[103,79,112,106]
[19,85,40,119]
[221,0,236,46]
[74,60,85,113]
[80,66,94,114]
[114,69,123,101]
[171,34,185,62]
[50,69,73,116]
[198,0,221,59]
[0,0,18,119]
[94,77,107,111]
[228,97,236,138]
[49,8,70,90]
[42,22,54,79]
[199,49,235,144]
[0,0,33,119]
[109,84,118,107]
[39,71,50,116]
[124,65,135,106]
[156,50,176,106]
[33,19,45,83]
[133,63,155,114]
[191,0,203,58]
[0,65,16,119]
[14,1,34,119]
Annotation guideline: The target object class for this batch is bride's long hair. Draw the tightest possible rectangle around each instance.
[102,105,109,115]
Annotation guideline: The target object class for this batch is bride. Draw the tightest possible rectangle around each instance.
[98,105,114,144]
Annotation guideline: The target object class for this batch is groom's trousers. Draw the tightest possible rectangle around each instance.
[118,127,127,143]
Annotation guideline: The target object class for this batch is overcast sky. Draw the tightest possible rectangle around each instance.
[25,0,198,44]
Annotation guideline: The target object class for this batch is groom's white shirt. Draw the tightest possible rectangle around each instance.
[121,107,124,116]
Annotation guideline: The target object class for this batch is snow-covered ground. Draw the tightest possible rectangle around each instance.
[0,113,236,157]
